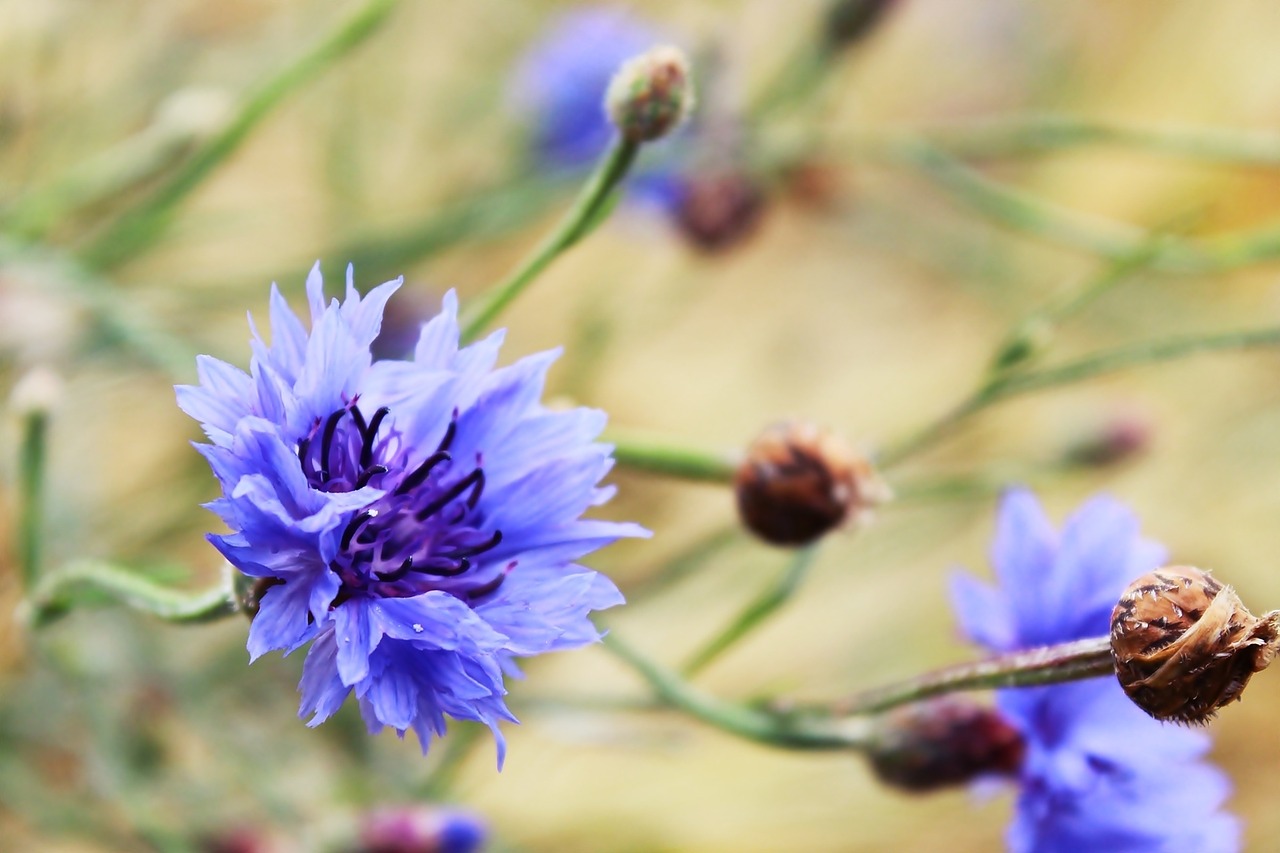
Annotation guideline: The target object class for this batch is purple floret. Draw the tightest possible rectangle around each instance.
[178,263,645,764]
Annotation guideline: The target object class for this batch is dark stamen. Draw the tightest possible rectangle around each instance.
[361,407,390,469]
[354,464,389,490]
[415,468,483,520]
[395,451,452,496]
[439,530,503,560]
[375,557,416,583]
[466,569,510,601]
[319,409,346,483]
[341,509,378,551]
[413,556,471,577]
[350,405,369,437]
[466,467,486,509]
[436,416,458,454]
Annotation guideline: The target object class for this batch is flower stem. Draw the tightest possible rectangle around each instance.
[827,637,1115,717]
[882,140,1280,274]
[682,546,820,676]
[606,428,740,483]
[459,138,640,343]
[879,324,1280,467]
[79,0,401,271]
[602,632,873,750]
[904,115,1280,166]
[24,561,238,629]
[15,400,50,591]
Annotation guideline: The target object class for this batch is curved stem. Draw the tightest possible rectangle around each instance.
[79,0,401,270]
[883,140,1280,274]
[880,324,1280,467]
[826,637,1115,717]
[602,632,873,750]
[913,115,1280,166]
[459,138,640,343]
[24,561,238,629]
[607,429,740,484]
[682,546,819,676]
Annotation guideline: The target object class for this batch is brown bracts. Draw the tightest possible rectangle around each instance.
[1110,566,1280,723]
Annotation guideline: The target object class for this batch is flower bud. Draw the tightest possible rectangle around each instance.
[356,806,487,853]
[605,46,694,143]
[867,697,1024,793]
[1111,566,1280,723]
[673,171,767,253]
[734,421,889,546]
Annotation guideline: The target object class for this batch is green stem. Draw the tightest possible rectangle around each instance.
[24,561,238,629]
[826,637,1114,717]
[884,140,1280,274]
[15,407,49,591]
[417,722,484,800]
[78,0,400,271]
[602,632,873,750]
[458,138,640,343]
[880,324,1280,467]
[607,429,739,484]
[919,115,1280,166]
[6,122,203,241]
[682,546,819,676]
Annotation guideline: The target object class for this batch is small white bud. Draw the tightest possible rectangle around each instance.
[604,45,694,143]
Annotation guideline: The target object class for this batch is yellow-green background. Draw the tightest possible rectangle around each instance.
[4,0,1280,850]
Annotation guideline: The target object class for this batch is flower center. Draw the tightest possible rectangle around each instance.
[300,402,511,604]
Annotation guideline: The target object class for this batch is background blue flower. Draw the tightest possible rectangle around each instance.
[511,6,687,209]
[178,264,646,764]
[950,490,1239,852]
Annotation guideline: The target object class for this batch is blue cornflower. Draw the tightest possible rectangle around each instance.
[512,6,685,207]
[950,489,1238,852]
[177,264,645,764]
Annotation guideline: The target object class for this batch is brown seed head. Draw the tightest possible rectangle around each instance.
[868,697,1025,794]
[734,421,889,546]
[1110,565,1280,723]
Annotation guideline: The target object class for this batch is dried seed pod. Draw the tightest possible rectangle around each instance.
[1110,566,1280,723]
[867,697,1025,794]
[674,171,767,253]
[734,421,889,546]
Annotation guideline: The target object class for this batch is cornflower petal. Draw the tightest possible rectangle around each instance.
[180,265,645,763]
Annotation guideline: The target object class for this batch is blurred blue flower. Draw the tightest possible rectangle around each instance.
[950,489,1238,852]
[178,264,644,764]
[512,6,685,208]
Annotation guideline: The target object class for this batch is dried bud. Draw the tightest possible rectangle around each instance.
[605,46,694,143]
[734,421,889,546]
[674,171,767,253]
[824,0,898,50]
[1064,412,1152,468]
[238,576,282,620]
[356,807,487,853]
[1111,566,1280,723]
[867,697,1024,793]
